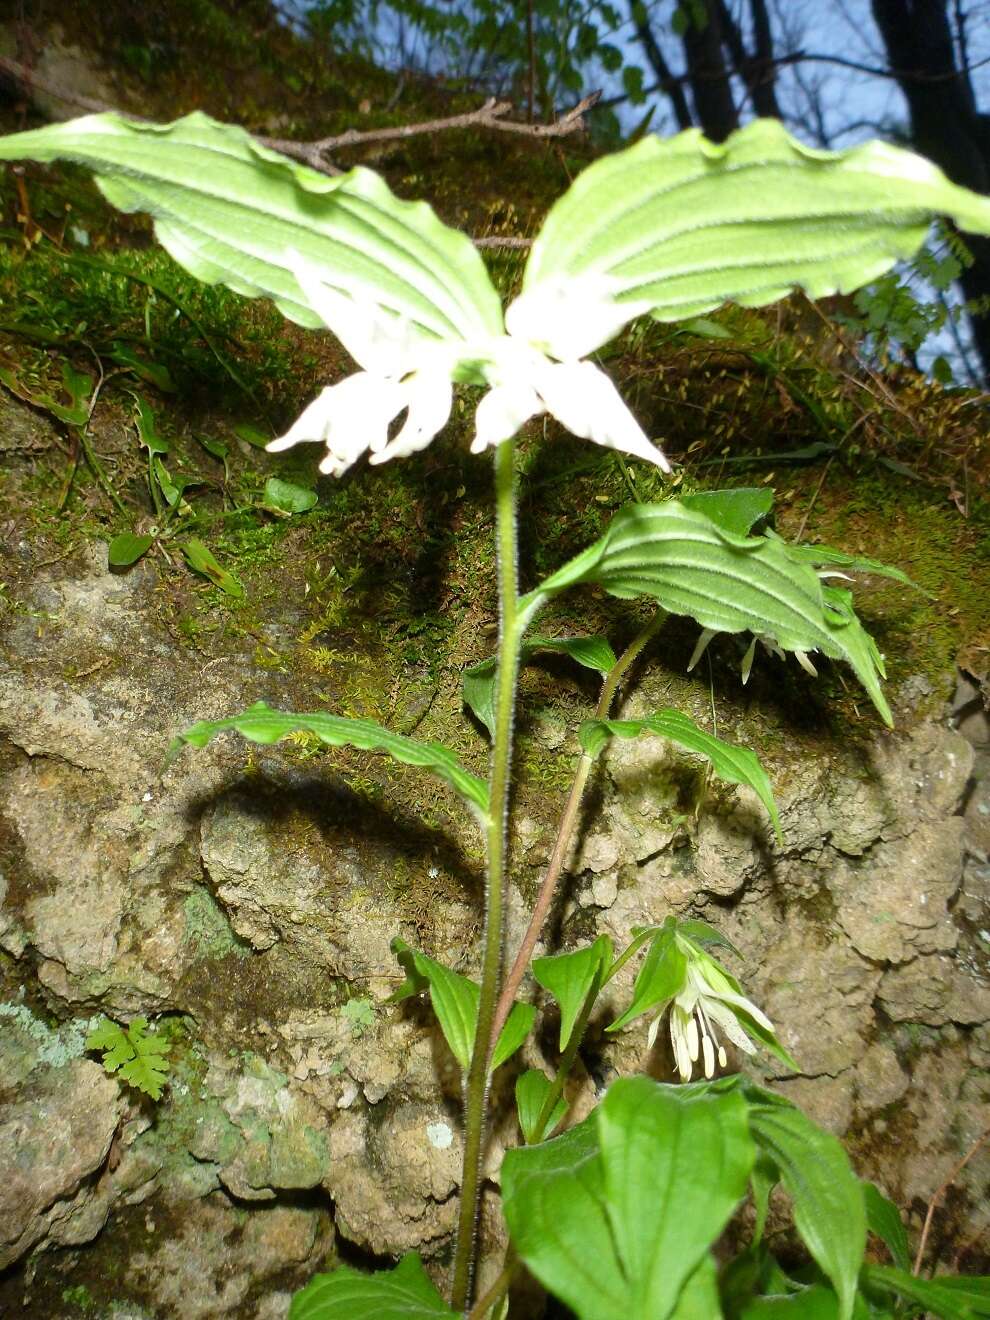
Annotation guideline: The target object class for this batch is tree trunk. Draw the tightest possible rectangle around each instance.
[871,0,990,379]
[681,0,739,141]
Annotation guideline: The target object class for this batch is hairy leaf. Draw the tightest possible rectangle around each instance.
[169,701,489,817]
[523,501,891,726]
[578,707,780,841]
[0,112,502,349]
[511,118,990,360]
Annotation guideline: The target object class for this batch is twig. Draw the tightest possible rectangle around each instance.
[0,51,597,180]
[913,1126,990,1276]
[262,92,600,169]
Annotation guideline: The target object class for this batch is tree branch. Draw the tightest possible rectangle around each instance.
[0,54,598,179]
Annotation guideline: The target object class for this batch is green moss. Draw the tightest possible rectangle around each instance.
[181,887,251,961]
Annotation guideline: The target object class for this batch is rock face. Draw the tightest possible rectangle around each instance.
[0,529,988,1314]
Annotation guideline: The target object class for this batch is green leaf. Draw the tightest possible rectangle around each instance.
[678,316,734,339]
[860,1265,979,1319]
[862,1182,910,1271]
[289,1252,456,1319]
[680,487,774,536]
[513,118,990,361]
[0,112,502,346]
[516,1069,568,1144]
[670,1255,722,1318]
[533,935,612,1050]
[767,536,920,592]
[607,924,686,1033]
[109,342,175,392]
[738,1286,846,1318]
[232,421,272,448]
[503,1116,628,1320]
[927,1276,990,1315]
[676,918,741,955]
[389,940,535,1072]
[503,1080,754,1320]
[108,532,155,567]
[170,701,490,817]
[602,1078,754,1314]
[134,395,169,454]
[85,1016,170,1100]
[578,707,781,841]
[523,500,892,727]
[749,1102,866,1320]
[463,634,616,738]
[263,477,318,514]
[181,538,244,598]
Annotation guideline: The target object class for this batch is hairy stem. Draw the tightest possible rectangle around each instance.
[451,438,521,1312]
[488,610,668,1050]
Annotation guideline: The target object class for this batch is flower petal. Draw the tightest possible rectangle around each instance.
[287,248,423,376]
[268,373,406,478]
[371,370,453,464]
[505,274,652,362]
[471,380,543,453]
[534,360,671,470]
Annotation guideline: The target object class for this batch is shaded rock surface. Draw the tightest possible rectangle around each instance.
[0,524,987,1316]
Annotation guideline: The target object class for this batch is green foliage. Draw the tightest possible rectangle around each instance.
[523,499,893,726]
[462,633,616,736]
[85,1016,170,1100]
[288,1251,455,1319]
[578,707,781,840]
[515,1068,568,1144]
[532,934,611,1050]
[340,997,376,1035]
[167,700,490,818]
[389,939,535,1071]
[502,1078,754,1319]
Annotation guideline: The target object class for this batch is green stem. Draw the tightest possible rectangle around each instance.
[530,971,603,1144]
[488,609,668,1050]
[451,437,522,1312]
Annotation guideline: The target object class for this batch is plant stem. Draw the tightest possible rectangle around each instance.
[488,609,668,1050]
[451,437,522,1312]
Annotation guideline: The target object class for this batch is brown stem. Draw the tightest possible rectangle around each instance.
[488,611,668,1050]
[913,1125,990,1275]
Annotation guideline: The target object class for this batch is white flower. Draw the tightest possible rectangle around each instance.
[267,251,670,476]
[647,954,777,1083]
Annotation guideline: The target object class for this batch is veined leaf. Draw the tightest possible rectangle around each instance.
[389,940,535,1071]
[289,1252,456,1319]
[502,1080,754,1320]
[85,1016,170,1100]
[0,112,502,349]
[578,707,781,841]
[749,1101,866,1320]
[168,701,489,818]
[522,501,892,726]
[680,487,773,537]
[463,634,616,737]
[263,477,318,514]
[533,935,612,1050]
[510,118,990,360]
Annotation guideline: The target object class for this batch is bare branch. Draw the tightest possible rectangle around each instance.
[0,54,598,180]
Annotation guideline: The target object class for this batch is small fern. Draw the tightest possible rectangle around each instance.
[85,1016,170,1100]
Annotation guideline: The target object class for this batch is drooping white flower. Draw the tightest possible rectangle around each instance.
[647,947,778,1084]
[267,251,670,476]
